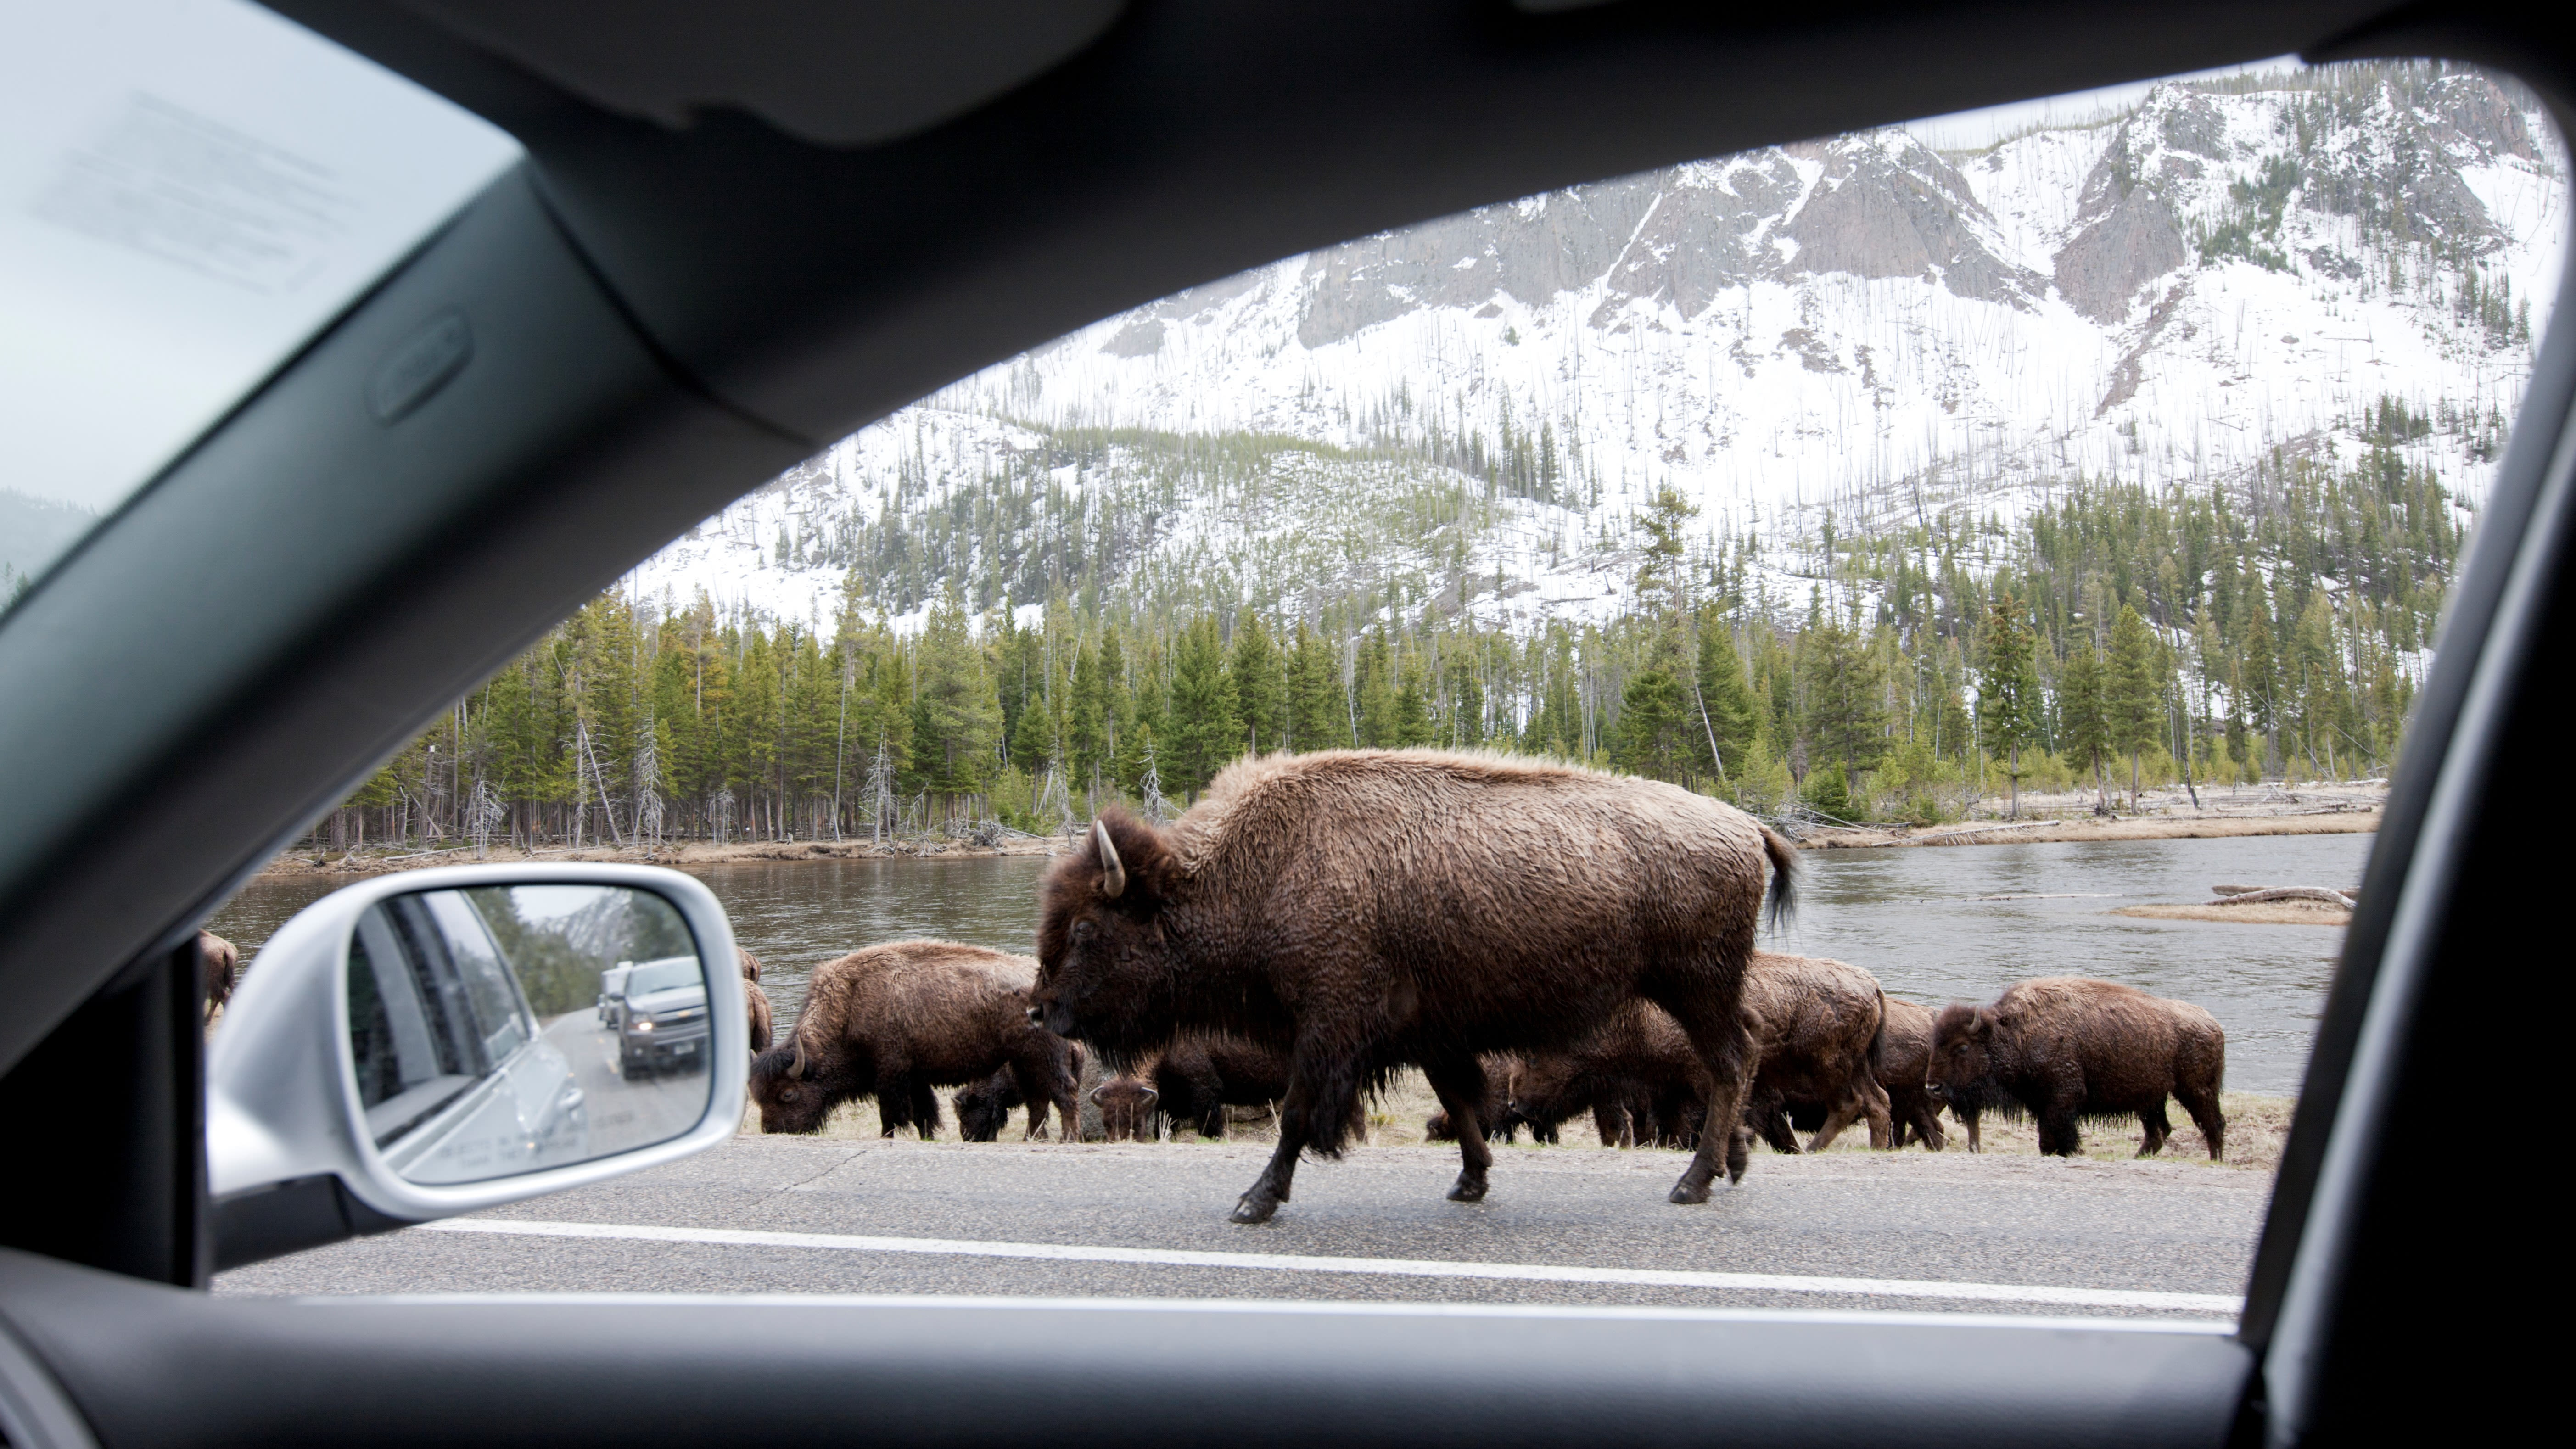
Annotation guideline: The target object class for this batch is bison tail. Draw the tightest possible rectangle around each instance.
[1867,989,1888,1076]
[1759,826,1798,932]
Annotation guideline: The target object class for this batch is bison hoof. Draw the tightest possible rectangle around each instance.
[1230,1195,1280,1225]
[1668,1180,1712,1205]
[1447,1175,1488,1203]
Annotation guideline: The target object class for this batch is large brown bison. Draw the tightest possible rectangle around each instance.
[199,930,240,1021]
[954,1041,1087,1141]
[1029,749,1794,1222]
[750,940,1080,1139]
[1928,977,2226,1158]
[1736,952,1892,1155]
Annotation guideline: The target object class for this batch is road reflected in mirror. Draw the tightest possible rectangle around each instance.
[347,884,712,1185]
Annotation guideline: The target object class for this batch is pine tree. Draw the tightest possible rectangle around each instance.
[1166,614,1240,795]
[1802,616,1887,795]
[909,583,1003,795]
[2059,633,2113,812]
[1611,665,1692,783]
[1688,614,1758,783]
[1285,621,1341,754]
[1978,596,2041,819]
[2107,603,2160,809]
[1230,613,1284,755]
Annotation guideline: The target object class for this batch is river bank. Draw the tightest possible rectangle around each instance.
[1796,780,2384,850]
[257,832,1066,878]
[262,788,2384,877]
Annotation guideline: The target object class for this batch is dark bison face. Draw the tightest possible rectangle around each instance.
[1031,813,1182,1052]
[748,1039,836,1134]
[953,1074,1015,1142]
[1926,1005,1996,1102]
[1093,1075,1159,1141]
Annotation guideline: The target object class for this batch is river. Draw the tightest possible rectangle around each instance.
[208,830,2369,1096]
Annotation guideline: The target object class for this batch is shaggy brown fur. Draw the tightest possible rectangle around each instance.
[954,1042,1087,1141]
[739,948,762,982]
[1031,749,1794,1222]
[1736,952,1893,1154]
[750,940,1080,1139]
[199,931,240,1020]
[1929,977,2226,1159]
[1876,996,1946,1150]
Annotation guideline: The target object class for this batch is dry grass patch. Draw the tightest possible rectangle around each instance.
[739,1080,2296,1175]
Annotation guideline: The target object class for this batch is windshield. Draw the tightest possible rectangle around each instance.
[0,0,519,609]
[212,55,2563,1326]
[624,959,702,997]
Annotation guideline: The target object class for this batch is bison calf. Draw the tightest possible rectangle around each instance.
[1736,952,1892,1155]
[751,940,1080,1140]
[955,1042,1087,1142]
[1102,1035,1362,1143]
[1928,977,2225,1159]
[1876,996,1946,1150]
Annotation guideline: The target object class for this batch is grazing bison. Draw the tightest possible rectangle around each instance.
[199,930,240,1020]
[1099,1035,1364,1143]
[1736,953,1892,1155]
[955,1042,1087,1141]
[1928,977,2226,1159]
[1425,1055,1529,1144]
[1498,1007,1707,1153]
[750,940,1080,1140]
[1876,997,1946,1150]
[1030,749,1794,1223]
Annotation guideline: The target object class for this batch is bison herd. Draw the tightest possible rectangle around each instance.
[745,750,2230,1224]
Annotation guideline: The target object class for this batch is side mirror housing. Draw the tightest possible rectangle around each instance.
[206,864,745,1270]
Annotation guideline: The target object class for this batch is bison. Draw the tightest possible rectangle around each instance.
[737,949,774,1053]
[1497,1006,1708,1153]
[1098,1034,1364,1143]
[199,930,240,1020]
[750,940,1080,1140]
[1927,976,2226,1159]
[1424,1055,1529,1144]
[1735,952,1892,1155]
[1030,749,1793,1223]
[1877,996,1946,1150]
[954,1041,1087,1141]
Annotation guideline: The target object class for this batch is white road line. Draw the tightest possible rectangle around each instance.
[421,1218,2245,1315]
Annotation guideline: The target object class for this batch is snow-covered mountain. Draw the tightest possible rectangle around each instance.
[630,64,2564,633]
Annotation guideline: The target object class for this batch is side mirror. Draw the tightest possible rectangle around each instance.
[207,864,744,1270]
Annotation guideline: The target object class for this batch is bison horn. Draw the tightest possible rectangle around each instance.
[1088,1084,1108,1104]
[788,1039,808,1080]
[1139,1086,1159,1103]
[1092,819,1126,900]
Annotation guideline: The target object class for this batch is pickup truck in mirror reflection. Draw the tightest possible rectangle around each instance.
[346,882,718,1185]
[614,956,709,1079]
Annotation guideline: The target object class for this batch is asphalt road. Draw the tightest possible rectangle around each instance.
[542,1012,711,1160]
[219,1135,2269,1321]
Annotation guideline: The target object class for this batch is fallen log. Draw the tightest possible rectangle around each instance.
[2209,887,2355,908]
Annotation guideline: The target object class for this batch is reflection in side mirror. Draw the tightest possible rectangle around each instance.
[349,885,712,1186]
[207,865,743,1271]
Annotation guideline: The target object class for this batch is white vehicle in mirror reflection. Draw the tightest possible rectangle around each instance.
[349,890,588,1185]
[615,955,710,1079]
